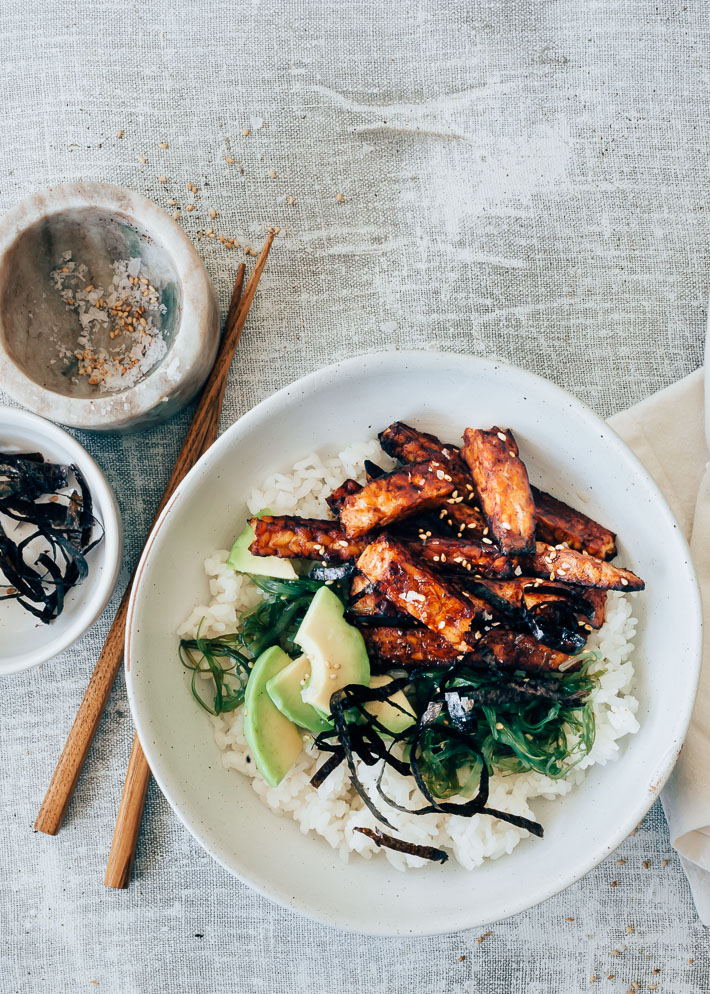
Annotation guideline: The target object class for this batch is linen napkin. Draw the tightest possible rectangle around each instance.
[609,367,710,924]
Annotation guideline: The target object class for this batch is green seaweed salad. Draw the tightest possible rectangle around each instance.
[179,570,602,855]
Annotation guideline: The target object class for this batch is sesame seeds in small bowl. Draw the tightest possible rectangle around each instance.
[0,182,219,432]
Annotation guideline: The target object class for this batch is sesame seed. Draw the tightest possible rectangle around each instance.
[621,577,629,586]
[225,156,235,164]
[482,537,493,545]
[242,128,251,136]
[185,204,195,212]
[437,621,445,630]
[116,129,124,138]
[497,431,506,441]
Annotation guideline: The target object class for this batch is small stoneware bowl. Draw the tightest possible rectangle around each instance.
[0,406,122,675]
[0,182,219,432]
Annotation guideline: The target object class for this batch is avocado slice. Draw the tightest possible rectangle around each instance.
[294,586,370,715]
[243,646,304,786]
[266,654,333,735]
[365,675,416,735]
[227,511,297,580]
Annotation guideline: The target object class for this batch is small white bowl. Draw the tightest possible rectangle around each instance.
[0,182,219,432]
[0,407,122,674]
[125,352,701,936]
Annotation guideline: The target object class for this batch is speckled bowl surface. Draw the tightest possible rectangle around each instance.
[125,352,701,936]
[0,182,219,432]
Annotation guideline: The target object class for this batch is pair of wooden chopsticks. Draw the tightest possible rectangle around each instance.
[35,232,275,888]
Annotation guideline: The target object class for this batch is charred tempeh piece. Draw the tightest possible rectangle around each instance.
[364,460,387,481]
[325,478,362,514]
[362,624,576,673]
[356,535,477,649]
[465,576,598,619]
[461,427,536,554]
[249,515,366,562]
[520,581,606,631]
[519,543,644,591]
[362,626,461,668]
[378,421,469,479]
[416,535,514,579]
[532,486,617,560]
[574,587,607,629]
[379,422,616,560]
[478,630,575,673]
[434,500,487,539]
[340,460,455,539]
[348,573,412,624]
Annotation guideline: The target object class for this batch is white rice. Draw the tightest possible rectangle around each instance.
[178,440,640,871]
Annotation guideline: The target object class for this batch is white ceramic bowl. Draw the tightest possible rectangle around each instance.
[126,352,701,936]
[0,407,122,674]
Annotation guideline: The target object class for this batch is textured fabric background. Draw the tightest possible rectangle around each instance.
[1,0,709,990]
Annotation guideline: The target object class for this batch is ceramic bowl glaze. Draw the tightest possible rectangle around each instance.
[0,183,219,432]
[126,352,701,935]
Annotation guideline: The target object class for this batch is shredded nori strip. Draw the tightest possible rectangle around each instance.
[353,826,449,864]
[310,749,345,789]
[320,680,545,839]
[0,452,103,623]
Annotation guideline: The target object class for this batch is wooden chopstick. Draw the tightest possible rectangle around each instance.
[36,232,274,840]
[103,234,275,888]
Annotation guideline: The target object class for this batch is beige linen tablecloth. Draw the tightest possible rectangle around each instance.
[612,369,710,924]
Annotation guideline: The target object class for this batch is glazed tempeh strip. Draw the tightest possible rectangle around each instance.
[378,421,469,479]
[434,500,487,539]
[461,427,536,555]
[379,421,615,559]
[531,486,617,560]
[340,460,455,539]
[356,535,477,649]
[362,626,462,667]
[348,573,410,622]
[519,543,644,591]
[416,535,514,578]
[477,630,575,673]
[362,625,575,673]
[325,478,361,514]
[249,515,366,562]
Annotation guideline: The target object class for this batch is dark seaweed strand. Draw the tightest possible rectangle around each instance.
[310,749,345,789]
[0,458,103,622]
[70,464,97,550]
[327,681,543,838]
[353,826,448,864]
[329,691,395,829]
